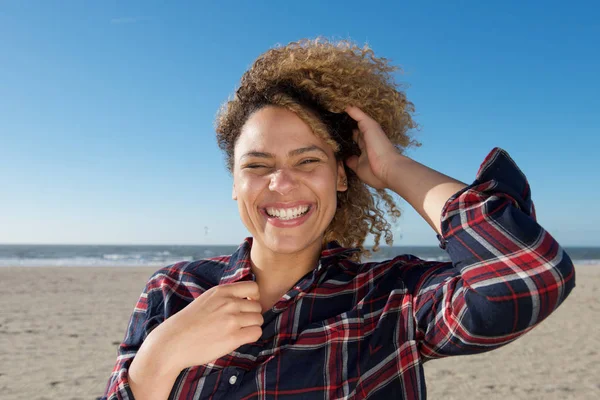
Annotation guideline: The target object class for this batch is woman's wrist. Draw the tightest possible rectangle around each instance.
[134,324,181,378]
[382,153,418,194]
[384,153,466,235]
[128,327,182,399]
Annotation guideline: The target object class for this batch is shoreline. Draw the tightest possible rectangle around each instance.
[0,264,597,399]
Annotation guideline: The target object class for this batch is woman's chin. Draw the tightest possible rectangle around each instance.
[261,233,317,255]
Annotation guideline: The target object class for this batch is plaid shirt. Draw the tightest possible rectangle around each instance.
[102,148,575,399]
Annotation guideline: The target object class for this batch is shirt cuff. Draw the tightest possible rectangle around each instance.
[437,147,535,249]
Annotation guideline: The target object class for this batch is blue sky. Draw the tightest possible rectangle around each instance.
[1,0,598,246]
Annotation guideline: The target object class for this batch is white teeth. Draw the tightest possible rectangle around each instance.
[265,205,310,220]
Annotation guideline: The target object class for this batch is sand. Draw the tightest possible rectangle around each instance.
[0,264,598,400]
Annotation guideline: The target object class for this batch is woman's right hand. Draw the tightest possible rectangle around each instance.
[150,280,264,373]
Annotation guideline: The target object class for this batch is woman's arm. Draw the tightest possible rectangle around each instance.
[383,154,466,236]
[409,147,575,356]
[345,106,576,357]
[126,324,182,400]
[100,264,263,399]
[100,268,174,400]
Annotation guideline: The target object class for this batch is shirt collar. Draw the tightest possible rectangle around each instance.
[219,237,360,286]
[320,240,361,264]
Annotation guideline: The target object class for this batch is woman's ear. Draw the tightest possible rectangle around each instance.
[336,161,348,192]
[232,183,238,200]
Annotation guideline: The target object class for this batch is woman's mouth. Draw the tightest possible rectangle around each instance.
[265,205,310,220]
[260,204,315,227]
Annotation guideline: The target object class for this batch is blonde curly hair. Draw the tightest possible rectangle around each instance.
[214,37,420,260]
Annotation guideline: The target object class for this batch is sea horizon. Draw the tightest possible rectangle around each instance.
[1,244,598,267]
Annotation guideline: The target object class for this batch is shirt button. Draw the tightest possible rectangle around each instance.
[229,375,237,385]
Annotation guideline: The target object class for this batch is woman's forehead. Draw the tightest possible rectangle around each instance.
[235,107,334,156]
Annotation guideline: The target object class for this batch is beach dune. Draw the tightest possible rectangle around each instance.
[0,265,597,400]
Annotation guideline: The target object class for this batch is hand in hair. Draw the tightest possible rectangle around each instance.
[344,105,400,190]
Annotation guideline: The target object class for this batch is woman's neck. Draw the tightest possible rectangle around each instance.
[249,239,322,301]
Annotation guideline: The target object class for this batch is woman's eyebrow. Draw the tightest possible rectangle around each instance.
[241,145,328,160]
[288,145,328,157]
[241,151,273,160]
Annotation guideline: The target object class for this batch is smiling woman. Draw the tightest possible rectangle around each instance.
[101,38,576,400]
[215,38,421,260]
[232,106,347,261]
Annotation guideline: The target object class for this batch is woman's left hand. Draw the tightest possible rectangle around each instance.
[344,106,400,190]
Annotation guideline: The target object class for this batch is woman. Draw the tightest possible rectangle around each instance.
[102,38,575,399]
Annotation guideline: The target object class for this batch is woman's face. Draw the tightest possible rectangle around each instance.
[232,106,347,255]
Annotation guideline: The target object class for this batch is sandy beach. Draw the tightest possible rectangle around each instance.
[0,264,597,400]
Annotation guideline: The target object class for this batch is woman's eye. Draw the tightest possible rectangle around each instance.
[299,159,319,165]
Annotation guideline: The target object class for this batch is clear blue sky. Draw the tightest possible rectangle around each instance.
[1,0,598,246]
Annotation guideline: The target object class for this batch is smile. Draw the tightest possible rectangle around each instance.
[265,205,310,220]
[259,202,315,227]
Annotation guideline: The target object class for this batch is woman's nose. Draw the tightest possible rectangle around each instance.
[268,169,298,195]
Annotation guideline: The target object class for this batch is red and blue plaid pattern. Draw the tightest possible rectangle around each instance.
[101,148,575,399]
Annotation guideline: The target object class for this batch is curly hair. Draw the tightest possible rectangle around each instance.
[214,37,420,260]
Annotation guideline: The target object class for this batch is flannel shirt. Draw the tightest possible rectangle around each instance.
[101,147,576,399]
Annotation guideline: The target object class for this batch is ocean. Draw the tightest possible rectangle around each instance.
[0,244,598,267]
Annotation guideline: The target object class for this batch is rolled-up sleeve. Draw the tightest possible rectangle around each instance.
[410,147,576,359]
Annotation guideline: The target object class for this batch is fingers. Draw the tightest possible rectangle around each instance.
[237,311,264,328]
[352,129,365,149]
[221,280,260,300]
[347,106,395,159]
[235,325,263,344]
[347,106,389,142]
[345,106,379,132]
[235,298,262,313]
[345,155,358,172]
[345,105,371,123]
[346,129,364,171]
